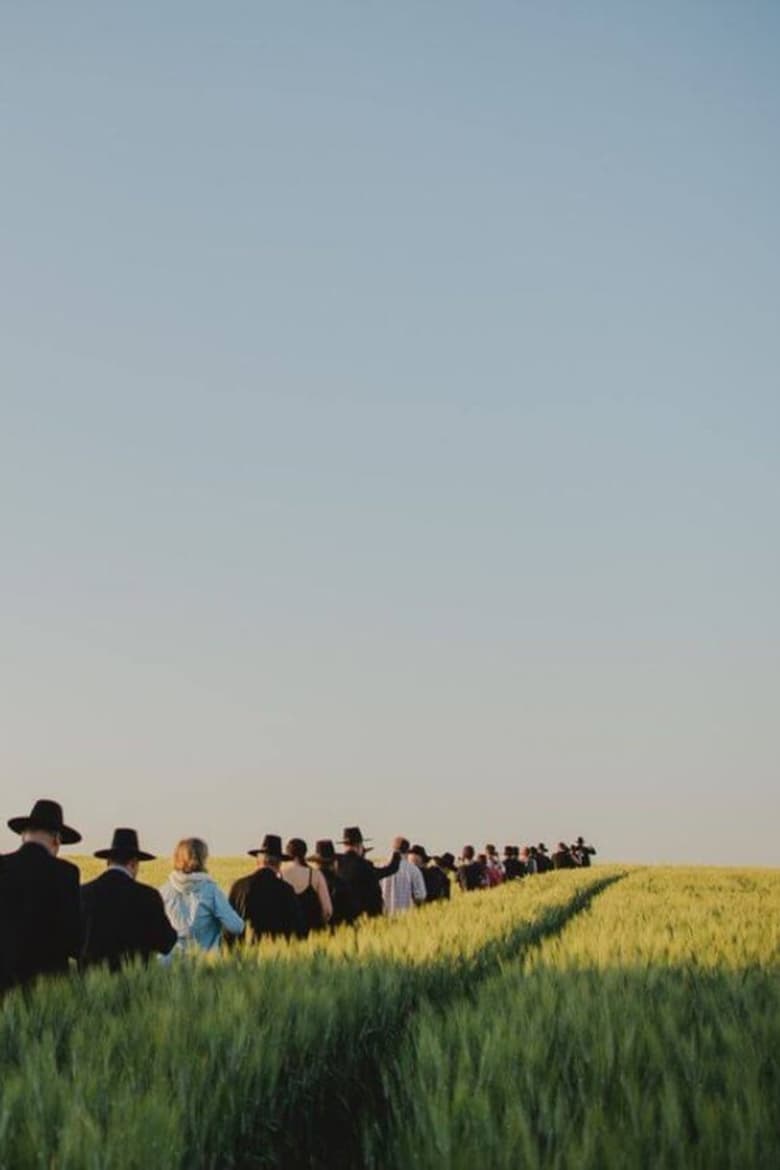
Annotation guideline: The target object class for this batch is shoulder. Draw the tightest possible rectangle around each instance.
[56,858,81,887]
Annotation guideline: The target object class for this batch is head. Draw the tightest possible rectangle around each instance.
[257,853,282,872]
[109,853,140,878]
[462,845,475,862]
[485,843,497,857]
[392,836,410,855]
[21,827,60,856]
[173,838,208,874]
[285,838,308,863]
[409,844,428,867]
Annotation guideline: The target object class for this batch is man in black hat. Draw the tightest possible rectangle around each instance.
[552,841,577,870]
[308,839,357,928]
[80,829,177,971]
[0,798,82,990]
[572,836,597,867]
[409,845,450,902]
[228,834,305,942]
[335,827,400,919]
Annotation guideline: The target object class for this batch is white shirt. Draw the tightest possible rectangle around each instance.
[380,856,426,915]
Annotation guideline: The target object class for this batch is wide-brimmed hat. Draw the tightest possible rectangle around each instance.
[409,843,429,863]
[340,826,371,847]
[8,799,82,845]
[308,839,337,863]
[438,851,456,871]
[94,827,155,862]
[248,833,290,859]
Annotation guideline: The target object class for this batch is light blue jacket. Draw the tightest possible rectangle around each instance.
[159,871,244,953]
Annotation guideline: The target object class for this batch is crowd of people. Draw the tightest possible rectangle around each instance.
[0,798,596,992]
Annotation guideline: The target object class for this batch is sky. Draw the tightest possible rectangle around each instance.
[2,2,778,866]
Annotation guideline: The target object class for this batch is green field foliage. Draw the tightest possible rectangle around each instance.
[1,865,776,1170]
[374,868,780,1170]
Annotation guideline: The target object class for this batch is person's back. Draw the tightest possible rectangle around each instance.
[381,838,426,915]
[457,846,484,892]
[80,829,176,972]
[336,827,400,919]
[229,867,303,940]
[281,840,333,934]
[160,838,244,954]
[0,799,82,991]
[228,834,304,942]
[552,843,576,870]
[308,840,357,927]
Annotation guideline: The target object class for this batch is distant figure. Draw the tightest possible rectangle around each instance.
[336,827,400,919]
[572,836,597,867]
[535,843,553,874]
[81,828,177,971]
[552,841,577,870]
[457,845,485,892]
[381,836,426,915]
[228,834,305,942]
[523,845,538,875]
[282,838,333,934]
[409,844,450,902]
[484,844,504,887]
[0,799,82,991]
[502,845,525,881]
[159,837,244,954]
[307,839,357,927]
[438,852,457,875]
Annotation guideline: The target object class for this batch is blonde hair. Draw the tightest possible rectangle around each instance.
[173,837,208,874]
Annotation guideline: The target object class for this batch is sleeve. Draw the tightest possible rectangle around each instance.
[150,889,177,956]
[372,851,401,880]
[62,862,83,960]
[411,864,427,904]
[314,869,333,923]
[212,884,245,937]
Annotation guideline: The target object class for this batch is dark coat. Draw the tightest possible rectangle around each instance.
[502,858,526,881]
[228,867,305,941]
[422,865,451,902]
[80,869,177,971]
[0,842,81,990]
[320,867,358,927]
[552,849,576,870]
[336,850,400,918]
[457,861,484,892]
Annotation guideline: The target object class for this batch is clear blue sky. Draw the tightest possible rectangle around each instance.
[2,2,778,865]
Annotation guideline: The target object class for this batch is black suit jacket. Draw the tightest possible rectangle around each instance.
[0,841,81,990]
[80,869,177,971]
[336,850,400,918]
[228,867,305,941]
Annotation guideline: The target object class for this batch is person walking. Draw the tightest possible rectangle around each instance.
[335,827,400,919]
[308,839,357,927]
[410,845,450,902]
[535,844,553,874]
[552,841,577,870]
[0,798,82,991]
[380,837,426,915]
[159,837,244,955]
[80,828,177,971]
[457,845,485,892]
[228,834,305,942]
[502,845,525,880]
[572,836,597,867]
[281,838,333,934]
[484,844,504,887]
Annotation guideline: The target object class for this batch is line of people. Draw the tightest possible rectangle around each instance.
[0,798,595,991]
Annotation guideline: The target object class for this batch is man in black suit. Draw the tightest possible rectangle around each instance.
[335,827,400,918]
[228,834,305,942]
[80,828,177,971]
[0,799,82,991]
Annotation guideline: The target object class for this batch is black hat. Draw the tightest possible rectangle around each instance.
[94,827,155,862]
[439,851,456,871]
[409,843,429,863]
[308,839,337,863]
[340,826,371,846]
[8,799,82,845]
[538,842,548,853]
[248,833,290,859]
